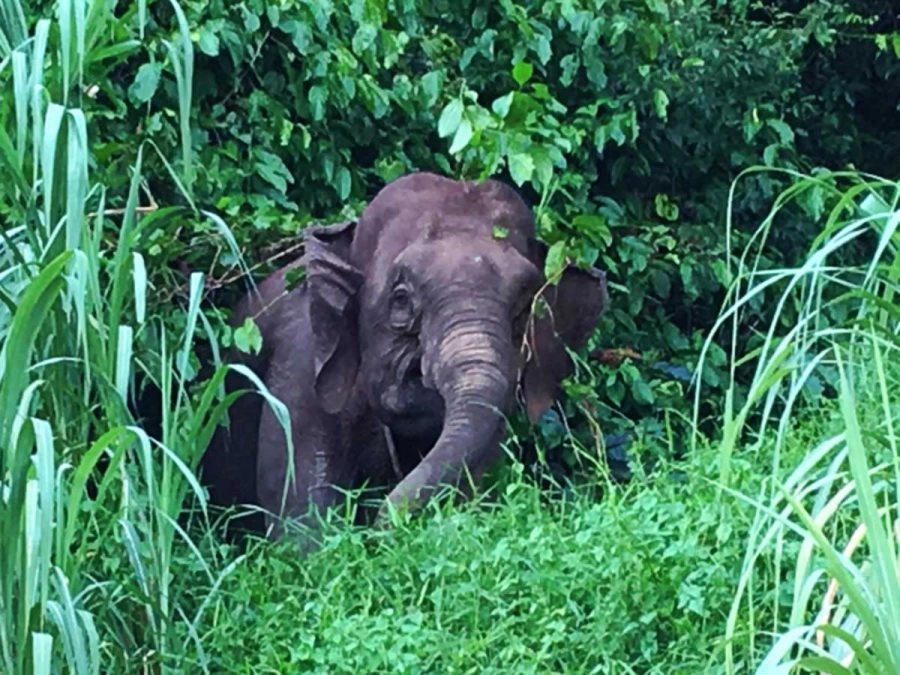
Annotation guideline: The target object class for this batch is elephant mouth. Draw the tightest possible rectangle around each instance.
[378,357,445,440]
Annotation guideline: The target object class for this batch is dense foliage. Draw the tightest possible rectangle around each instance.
[1,0,898,672]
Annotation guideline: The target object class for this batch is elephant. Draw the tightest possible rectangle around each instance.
[200,171,608,541]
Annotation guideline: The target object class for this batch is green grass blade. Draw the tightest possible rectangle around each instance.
[162,0,194,194]
[31,632,53,675]
[33,418,55,613]
[39,103,65,247]
[64,109,88,250]
[132,252,146,325]
[0,0,27,55]
[115,324,133,402]
[11,49,27,165]
[0,250,71,445]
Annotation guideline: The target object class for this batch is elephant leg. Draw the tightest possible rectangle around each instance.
[257,413,347,541]
[199,366,268,538]
[254,351,363,544]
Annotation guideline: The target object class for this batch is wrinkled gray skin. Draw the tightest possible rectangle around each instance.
[202,172,608,541]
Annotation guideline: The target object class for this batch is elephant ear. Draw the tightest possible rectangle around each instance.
[301,220,364,415]
[520,238,608,423]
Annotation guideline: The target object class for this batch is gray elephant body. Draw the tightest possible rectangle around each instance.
[202,172,608,539]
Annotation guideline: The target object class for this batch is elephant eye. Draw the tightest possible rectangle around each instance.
[389,286,417,332]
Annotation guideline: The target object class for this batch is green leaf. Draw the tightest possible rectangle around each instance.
[337,167,352,200]
[459,46,478,70]
[279,120,294,146]
[532,147,554,189]
[376,157,406,183]
[560,54,579,86]
[767,118,795,144]
[198,26,220,56]
[512,61,533,86]
[654,193,679,221]
[352,24,378,55]
[286,20,312,54]
[572,213,612,246]
[285,267,306,290]
[242,7,261,32]
[610,123,626,146]
[651,269,671,299]
[593,125,609,152]
[534,35,552,65]
[743,108,763,141]
[234,317,263,355]
[508,152,534,186]
[491,92,514,118]
[309,85,327,121]
[420,71,442,106]
[129,62,161,104]
[492,226,509,239]
[632,378,654,405]
[544,240,567,280]
[0,251,72,443]
[858,191,891,220]
[652,89,669,121]
[255,150,294,192]
[448,119,473,154]
[438,99,464,138]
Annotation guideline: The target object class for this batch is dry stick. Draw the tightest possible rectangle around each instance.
[86,205,159,218]
[89,182,317,301]
[814,518,900,673]
[87,177,160,219]
[207,238,307,292]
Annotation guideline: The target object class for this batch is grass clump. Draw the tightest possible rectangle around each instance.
[698,170,900,674]
[198,439,789,674]
[0,2,247,671]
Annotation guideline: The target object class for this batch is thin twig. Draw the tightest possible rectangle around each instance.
[383,425,404,481]
[86,205,159,218]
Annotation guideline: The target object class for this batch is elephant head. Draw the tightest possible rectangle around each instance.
[302,172,608,517]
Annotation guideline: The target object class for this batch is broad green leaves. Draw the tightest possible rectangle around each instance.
[438,63,570,193]
[448,119,473,154]
[128,62,161,104]
[511,60,533,86]
[438,99,464,139]
[233,317,262,355]
[507,152,534,186]
[543,240,567,280]
[255,149,295,193]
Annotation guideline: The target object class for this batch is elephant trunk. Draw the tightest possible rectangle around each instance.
[382,305,515,514]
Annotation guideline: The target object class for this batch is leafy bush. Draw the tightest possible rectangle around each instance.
[114,0,899,464]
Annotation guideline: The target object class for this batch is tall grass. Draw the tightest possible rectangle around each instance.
[0,1,249,672]
[693,169,900,673]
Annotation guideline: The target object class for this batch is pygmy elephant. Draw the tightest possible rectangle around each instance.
[201,171,608,539]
